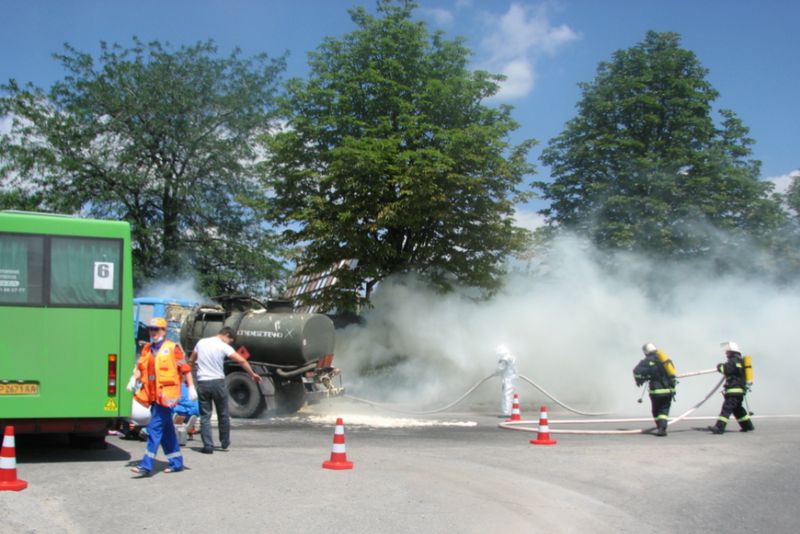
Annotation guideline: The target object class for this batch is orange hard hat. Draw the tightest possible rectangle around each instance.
[148,317,167,329]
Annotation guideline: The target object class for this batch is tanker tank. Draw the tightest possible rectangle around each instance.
[182,305,335,368]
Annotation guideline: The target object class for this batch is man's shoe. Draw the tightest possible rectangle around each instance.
[130,466,151,477]
[220,441,230,451]
[200,446,214,454]
[656,428,667,437]
[708,426,724,435]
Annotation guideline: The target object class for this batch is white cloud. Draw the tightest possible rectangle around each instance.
[513,206,546,231]
[766,169,799,195]
[480,2,579,99]
[495,58,535,99]
[422,7,455,27]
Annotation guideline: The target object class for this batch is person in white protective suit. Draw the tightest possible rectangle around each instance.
[494,344,518,417]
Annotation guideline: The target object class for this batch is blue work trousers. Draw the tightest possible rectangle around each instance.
[139,403,184,472]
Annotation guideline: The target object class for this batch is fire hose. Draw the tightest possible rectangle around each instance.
[344,368,725,423]
[519,374,610,416]
[500,375,725,435]
[345,372,613,416]
[343,374,495,415]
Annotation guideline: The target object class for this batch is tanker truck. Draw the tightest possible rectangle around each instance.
[180,295,344,418]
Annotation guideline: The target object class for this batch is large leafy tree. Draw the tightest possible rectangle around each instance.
[0,39,287,294]
[538,31,783,259]
[263,0,535,312]
[787,171,800,221]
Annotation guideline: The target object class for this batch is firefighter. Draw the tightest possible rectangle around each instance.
[494,344,518,417]
[129,317,196,476]
[708,341,754,434]
[633,343,676,437]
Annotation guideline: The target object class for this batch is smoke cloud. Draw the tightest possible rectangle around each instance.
[335,234,799,417]
[138,278,206,304]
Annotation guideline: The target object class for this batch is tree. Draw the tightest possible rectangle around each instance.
[787,170,800,221]
[0,38,287,294]
[538,31,784,259]
[262,0,535,312]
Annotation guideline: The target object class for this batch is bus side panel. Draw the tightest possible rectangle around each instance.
[0,212,135,432]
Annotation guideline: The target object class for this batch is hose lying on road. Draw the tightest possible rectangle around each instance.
[519,374,611,416]
[343,367,722,420]
[500,377,725,435]
[344,374,495,415]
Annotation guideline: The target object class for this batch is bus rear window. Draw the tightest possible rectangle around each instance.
[49,237,122,307]
[0,234,45,305]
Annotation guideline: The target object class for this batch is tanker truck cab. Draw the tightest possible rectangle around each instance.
[181,295,344,417]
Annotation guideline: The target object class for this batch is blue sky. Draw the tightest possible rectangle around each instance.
[2,0,798,229]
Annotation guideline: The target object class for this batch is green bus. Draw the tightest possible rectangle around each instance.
[0,211,134,444]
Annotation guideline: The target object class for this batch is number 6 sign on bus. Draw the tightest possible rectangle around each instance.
[93,261,115,290]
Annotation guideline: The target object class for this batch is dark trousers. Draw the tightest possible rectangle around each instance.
[715,394,754,431]
[650,394,672,430]
[198,379,231,449]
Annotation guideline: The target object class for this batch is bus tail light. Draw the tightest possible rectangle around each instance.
[107,354,118,396]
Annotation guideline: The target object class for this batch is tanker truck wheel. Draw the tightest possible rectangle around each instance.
[274,381,306,414]
[226,372,266,418]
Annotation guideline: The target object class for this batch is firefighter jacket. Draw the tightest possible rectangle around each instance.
[134,339,191,408]
[717,353,747,395]
[633,353,676,397]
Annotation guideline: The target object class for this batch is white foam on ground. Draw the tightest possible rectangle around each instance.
[275,413,477,428]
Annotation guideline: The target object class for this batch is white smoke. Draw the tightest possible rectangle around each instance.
[138,278,206,304]
[335,234,799,417]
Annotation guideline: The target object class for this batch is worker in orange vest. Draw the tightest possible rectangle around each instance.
[129,317,196,476]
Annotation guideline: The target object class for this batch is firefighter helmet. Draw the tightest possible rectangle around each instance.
[642,342,657,355]
[721,341,741,354]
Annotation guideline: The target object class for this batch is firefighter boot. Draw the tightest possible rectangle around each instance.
[655,420,667,437]
[708,423,725,435]
[739,420,755,432]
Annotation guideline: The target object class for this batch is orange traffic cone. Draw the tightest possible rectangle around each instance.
[0,426,28,491]
[506,393,522,422]
[530,405,557,446]
[322,417,353,470]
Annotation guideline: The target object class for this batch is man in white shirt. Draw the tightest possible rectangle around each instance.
[189,326,262,454]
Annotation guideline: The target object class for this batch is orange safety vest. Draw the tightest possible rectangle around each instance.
[134,340,187,408]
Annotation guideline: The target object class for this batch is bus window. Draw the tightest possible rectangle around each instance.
[49,236,122,307]
[0,233,44,305]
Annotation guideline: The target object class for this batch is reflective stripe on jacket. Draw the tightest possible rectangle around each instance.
[633,353,676,397]
[718,354,747,395]
[135,340,189,408]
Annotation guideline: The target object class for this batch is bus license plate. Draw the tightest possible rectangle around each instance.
[0,382,39,395]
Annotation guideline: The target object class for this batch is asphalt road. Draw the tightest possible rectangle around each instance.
[2,403,798,534]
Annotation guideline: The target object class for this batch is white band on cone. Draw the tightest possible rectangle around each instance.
[0,456,16,469]
[331,443,347,453]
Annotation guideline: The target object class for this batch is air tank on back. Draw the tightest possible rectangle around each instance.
[181,296,335,368]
